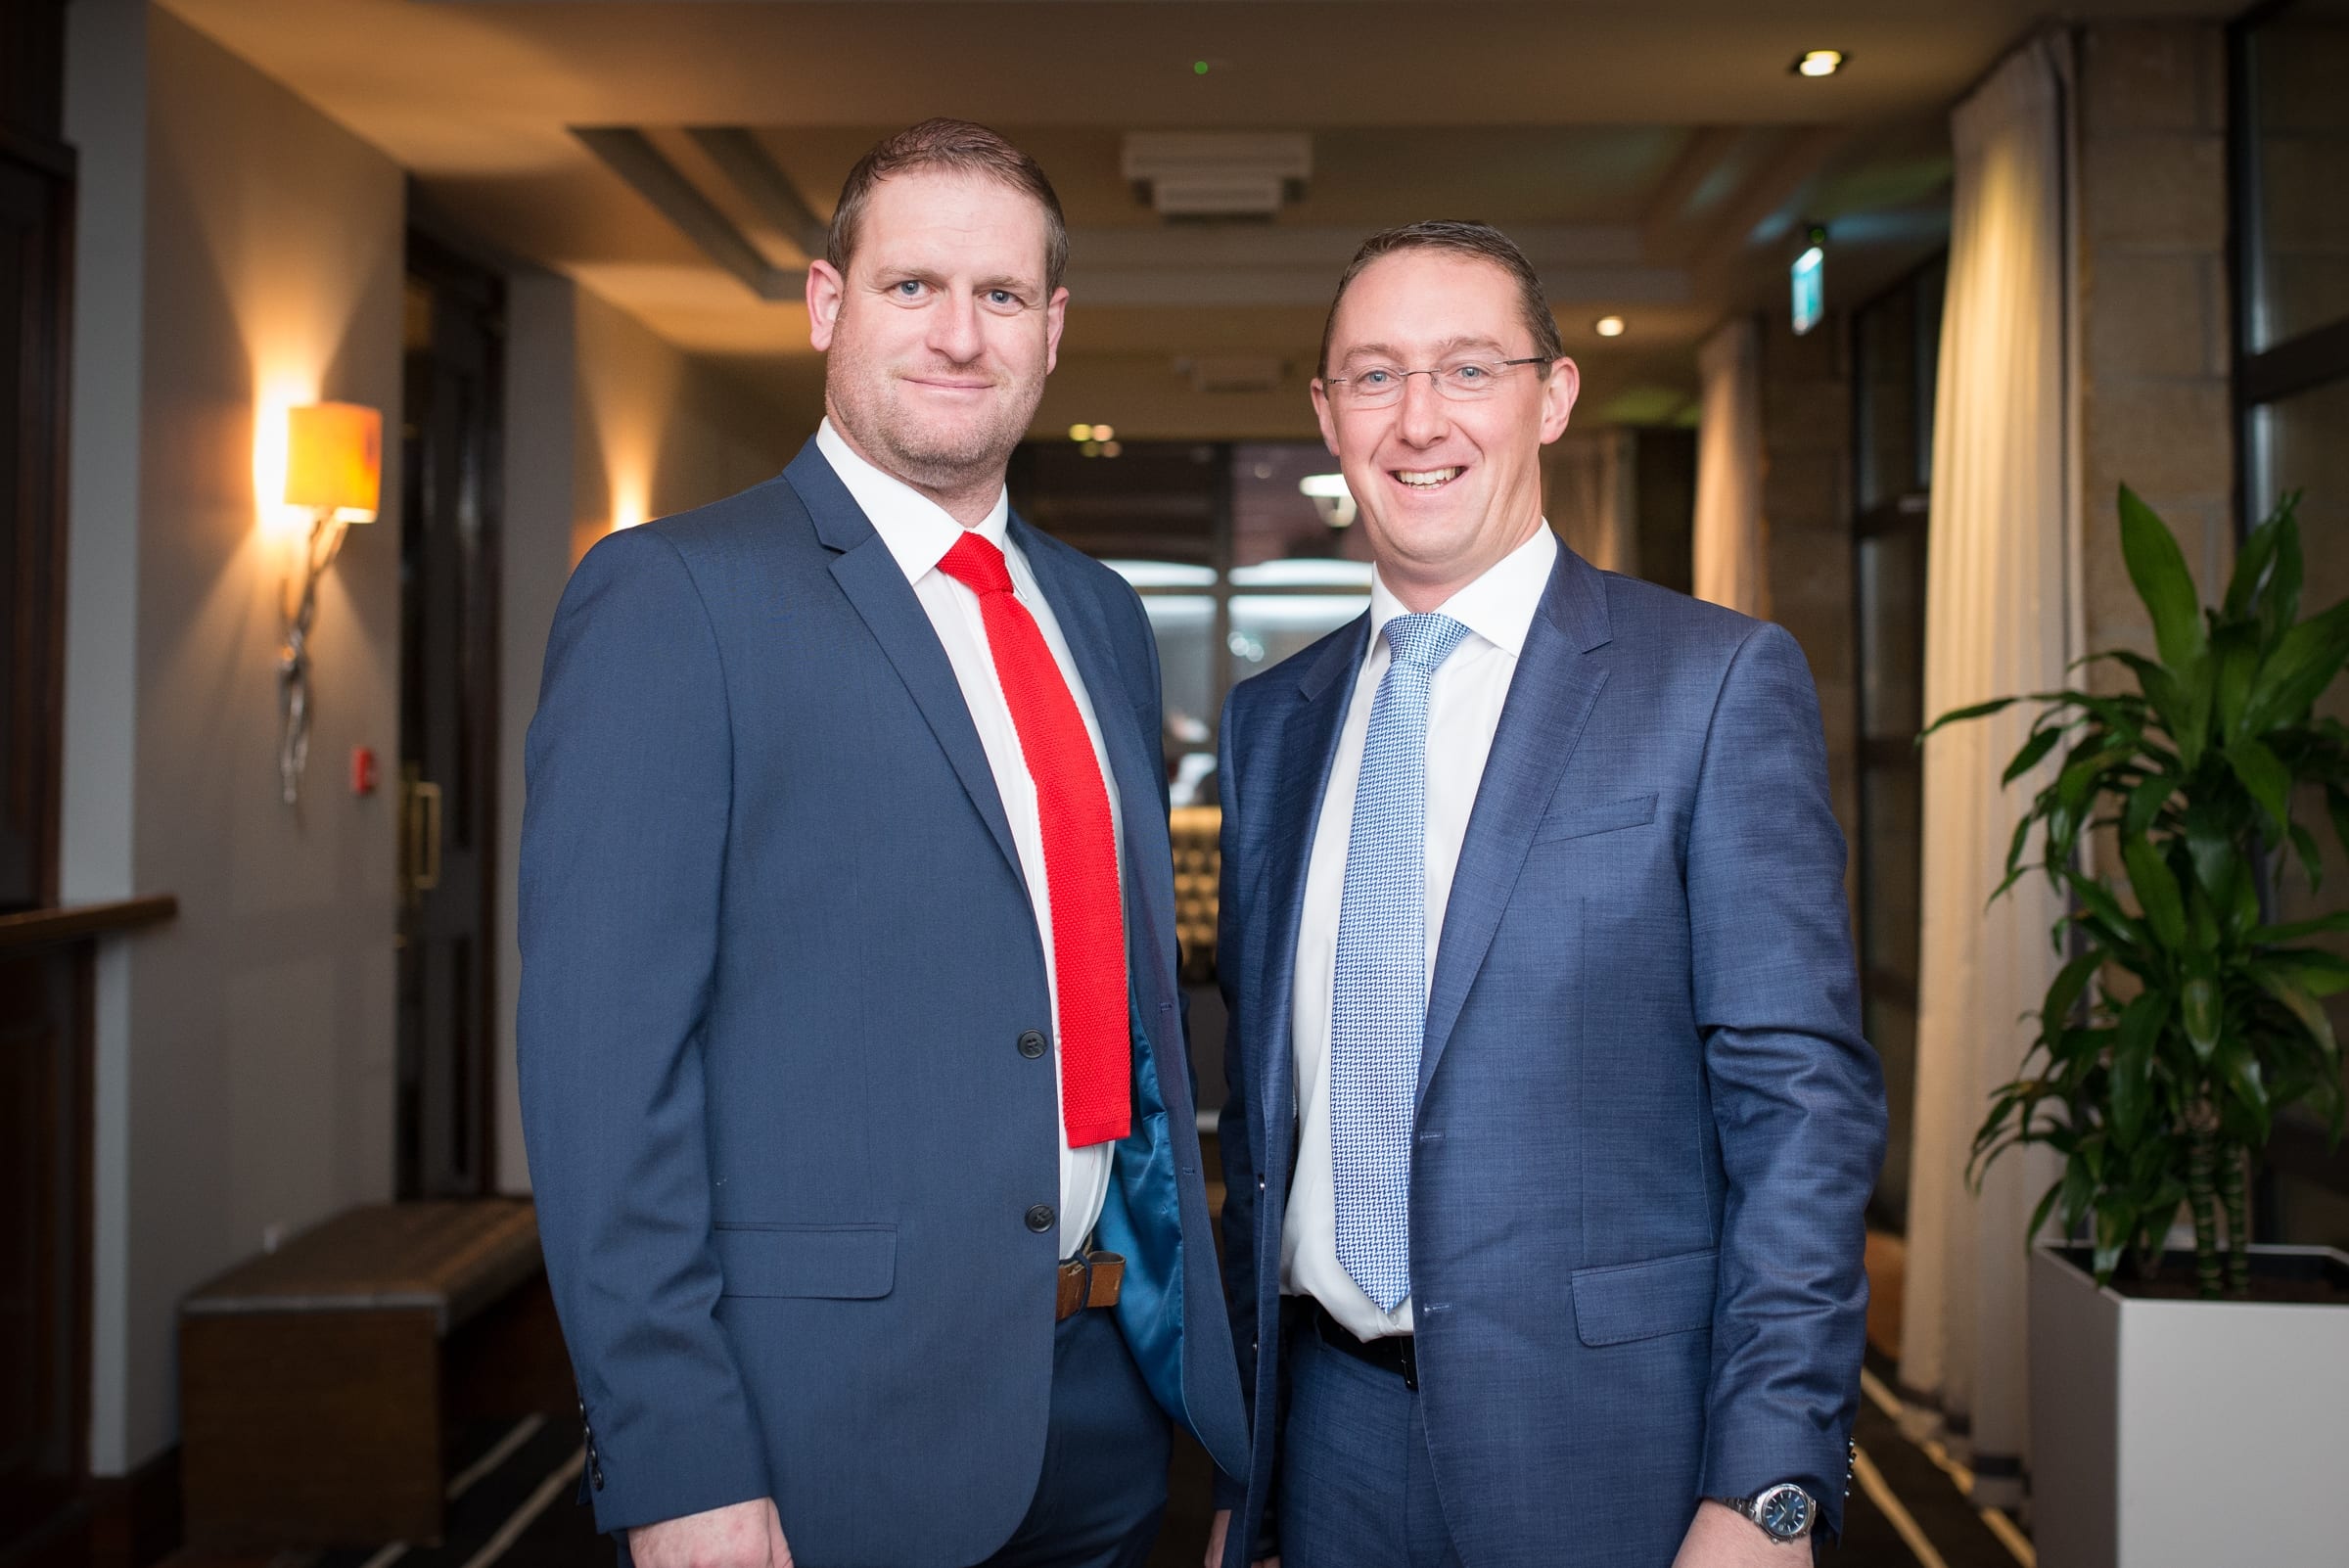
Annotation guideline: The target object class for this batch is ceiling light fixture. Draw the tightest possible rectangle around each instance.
[1794,49,1846,77]
[1594,315,1627,338]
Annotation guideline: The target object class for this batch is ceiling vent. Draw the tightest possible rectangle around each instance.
[1123,133,1311,220]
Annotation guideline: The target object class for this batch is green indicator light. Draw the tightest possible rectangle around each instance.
[1193,60,1210,75]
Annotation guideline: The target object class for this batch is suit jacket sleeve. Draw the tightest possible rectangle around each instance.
[1686,622,1886,1540]
[518,526,772,1534]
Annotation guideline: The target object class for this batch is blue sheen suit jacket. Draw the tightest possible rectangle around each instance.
[1214,544,1885,1567]
[519,440,1247,1568]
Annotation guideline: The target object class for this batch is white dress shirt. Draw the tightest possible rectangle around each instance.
[816,420,1117,1261]
[1282,524,1560,1338]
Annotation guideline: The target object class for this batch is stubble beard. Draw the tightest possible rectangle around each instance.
[827,338,1042,499]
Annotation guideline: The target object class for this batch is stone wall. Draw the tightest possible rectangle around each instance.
[1758,311,1860,889]
[2075,21,2235,680]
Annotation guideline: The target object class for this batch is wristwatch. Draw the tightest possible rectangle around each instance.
[1714,1481,1818,1543]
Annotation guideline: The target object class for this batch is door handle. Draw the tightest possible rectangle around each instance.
[407,778,443,895]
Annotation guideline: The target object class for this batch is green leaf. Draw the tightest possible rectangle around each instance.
[2218,1041,2272,1145]
[2224,503,2285,622]
[2213,623,2263,740]
[2112,992,2167,1144]
[2122,835,2188,948]
[1919,696,2019,742]
[2119,485,2210,672]
[2253,911,2349,944]
[2043,950,2102,1041]
[2276,949,2349,998]
[2225,737,2293,834]
[2329,786,2349,862]
[2064,868,2146,949]
[2288,822,2324,893]
[2123,772,2178,839]
[2259,494,2304,649]
[2181,974,2221,1059]
[2252,964,2339,1065]
[2243,599,2349,735]
[2004,726,2065,786]
[2026,1178,2065,1247]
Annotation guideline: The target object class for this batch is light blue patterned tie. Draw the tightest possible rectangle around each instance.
[1332,611,1472,1312]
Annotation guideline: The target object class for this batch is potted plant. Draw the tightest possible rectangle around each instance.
[1924,485,2349,1567]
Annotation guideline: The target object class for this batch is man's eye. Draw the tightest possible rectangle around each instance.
[1451,364,1488,382]
[1359,369,1395,387]
[894,280,924,298]
[988,289,1017,306]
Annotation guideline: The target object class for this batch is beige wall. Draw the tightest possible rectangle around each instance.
[2075,21,2236,679]
[65,3,407,1471]
[571,288,807,564]
[1758,312,1861,889]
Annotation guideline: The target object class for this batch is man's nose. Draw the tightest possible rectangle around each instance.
[1396,371,1450,443]
[929,290,984,362]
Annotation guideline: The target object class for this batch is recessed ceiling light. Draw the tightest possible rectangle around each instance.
[1594,315,1627,338]
[1794,49,1846,77]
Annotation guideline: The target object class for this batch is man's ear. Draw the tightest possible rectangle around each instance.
[1311,379,1340,456]
[806,260,845,352]
[1538,356,1582,444]
[1044,285,1069,376]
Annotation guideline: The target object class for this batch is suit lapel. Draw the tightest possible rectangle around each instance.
[1010,518,1175,1010]
[1417,546,1613,1103]
[785,441,1027,894]
[1256,616,1369,1135]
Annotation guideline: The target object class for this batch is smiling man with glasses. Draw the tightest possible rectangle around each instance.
[1206,221,1886,1568]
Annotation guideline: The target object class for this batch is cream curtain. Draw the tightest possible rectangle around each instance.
[1691,316,1763,615]
[1544,428,1637,575]
[1900,32,2079,1509]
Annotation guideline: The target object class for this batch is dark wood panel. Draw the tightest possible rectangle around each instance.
[0,947,87,1551]
[0,898,175,953]
[181,1312,444,1549]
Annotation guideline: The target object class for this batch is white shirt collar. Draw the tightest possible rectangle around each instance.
[815,417,1011,582]
[1367,523,1558,660]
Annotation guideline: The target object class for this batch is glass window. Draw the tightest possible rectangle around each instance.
[2240,0,2349,352]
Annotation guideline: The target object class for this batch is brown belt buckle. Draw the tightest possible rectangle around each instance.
[1054,1250,1126,1321]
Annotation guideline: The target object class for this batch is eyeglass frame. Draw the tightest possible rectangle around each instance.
[1319,354,1555,404]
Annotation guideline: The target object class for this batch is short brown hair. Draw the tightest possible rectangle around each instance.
[826,118,1070,295]
[1317,220,1565,377]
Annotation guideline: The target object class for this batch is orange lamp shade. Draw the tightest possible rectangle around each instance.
[283,402,382,523]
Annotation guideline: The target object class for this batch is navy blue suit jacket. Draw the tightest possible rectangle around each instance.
[519,440,1247,1568]
[1214,545,1884,1567]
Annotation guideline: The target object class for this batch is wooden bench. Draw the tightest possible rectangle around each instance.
[179,1200,575,1550]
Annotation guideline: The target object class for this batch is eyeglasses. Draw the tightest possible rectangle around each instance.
[1321,356,1550,407]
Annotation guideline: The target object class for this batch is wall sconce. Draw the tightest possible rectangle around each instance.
[278,401,381,807]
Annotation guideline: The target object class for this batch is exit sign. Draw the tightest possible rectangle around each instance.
[1791,246,1824,337]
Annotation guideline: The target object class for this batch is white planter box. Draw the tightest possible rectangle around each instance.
[2029,1240,2349,1567]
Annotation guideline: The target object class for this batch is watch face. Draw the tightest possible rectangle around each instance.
[1755,1484,1815,1540]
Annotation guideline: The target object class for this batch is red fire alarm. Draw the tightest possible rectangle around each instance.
[350,746,379,797]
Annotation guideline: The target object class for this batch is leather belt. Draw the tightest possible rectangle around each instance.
[1313,1301,1417,1390]
[1055,1250,1125,1321]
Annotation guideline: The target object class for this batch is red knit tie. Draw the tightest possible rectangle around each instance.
[937,532,1130,1147]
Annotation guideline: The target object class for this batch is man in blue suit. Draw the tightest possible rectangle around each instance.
[1207,223,1885,1568]
[520,119,1245,1568]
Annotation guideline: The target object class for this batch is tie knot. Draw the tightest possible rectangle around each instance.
[938,530,1015,598]
[1383,612,1471,673]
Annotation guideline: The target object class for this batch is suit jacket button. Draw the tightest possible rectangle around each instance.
[1026,1204,1056,1233]
[1018,1030,1047,1059]
[591,1466,605,1491]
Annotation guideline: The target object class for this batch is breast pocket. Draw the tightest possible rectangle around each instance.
[711,1222,897,1300]
[1531,792,1657,845]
